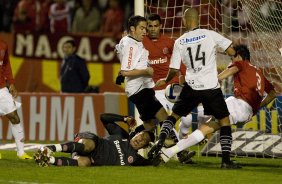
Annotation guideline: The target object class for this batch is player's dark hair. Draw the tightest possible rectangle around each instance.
[64,39,76,47]
[144,130,155,143]
[234,44,250,61]
[127,15,146,32]
[147,13,162,24]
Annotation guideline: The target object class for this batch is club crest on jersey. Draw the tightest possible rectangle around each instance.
[128,156,134,164]
[163,47,169,54]
[180,35,206,45]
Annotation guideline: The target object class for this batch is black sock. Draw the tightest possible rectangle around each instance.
[169,129,179,144]
[46,145,56,152]
[158,116,176,142]
[220,126,232,163]
[54,157,78,166]
[60,142,85,153]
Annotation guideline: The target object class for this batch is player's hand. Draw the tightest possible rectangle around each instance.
[125,116,137,128]
[146,67,154,76]
[148,139,164,159]
[155,78,166,87]
[9,84,18,98]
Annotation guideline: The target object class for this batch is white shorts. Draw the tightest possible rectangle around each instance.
[0,87,21,116]
[155,89,174,113]
[226,96,253,125]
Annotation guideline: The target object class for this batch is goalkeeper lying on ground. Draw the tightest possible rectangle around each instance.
[34,113,159,167]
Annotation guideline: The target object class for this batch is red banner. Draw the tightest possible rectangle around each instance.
[12,32,119,63]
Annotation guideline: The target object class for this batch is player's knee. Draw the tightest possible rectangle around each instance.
[77,157,91,167]
[79,139,95,153]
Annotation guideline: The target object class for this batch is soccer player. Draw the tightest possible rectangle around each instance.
[115,15,168,132]
[0,39,32,159]
[143,13,197,163]
[148,8,238,168]
[34,113,159,167]
[158,44,276,168]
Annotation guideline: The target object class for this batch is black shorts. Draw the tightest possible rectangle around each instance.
[172,83,229,120]
[129,88,163,121]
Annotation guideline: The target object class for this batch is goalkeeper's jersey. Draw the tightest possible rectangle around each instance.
[90,134,146,166]
[170,28,232,90]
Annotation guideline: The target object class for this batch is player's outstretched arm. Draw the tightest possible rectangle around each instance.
[121,67,154,77]
[100,113,134,138]
[218,66,239,81]
[155,68,178,87]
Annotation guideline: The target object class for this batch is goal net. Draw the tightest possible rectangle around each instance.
[144,0,282,158]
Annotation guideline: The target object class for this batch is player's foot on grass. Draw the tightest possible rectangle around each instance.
[18,152,33,160]
[221,160,242,169]
[34,147,53,167]
[177,150,196,164]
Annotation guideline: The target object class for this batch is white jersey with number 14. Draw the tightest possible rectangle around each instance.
[170,28,232,90]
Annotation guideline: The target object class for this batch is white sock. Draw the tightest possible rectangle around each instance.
[49,156,55,164]
[179,115,192,139]
[164,129,205,158]
[54,144,62,152]
[11,123,25,156]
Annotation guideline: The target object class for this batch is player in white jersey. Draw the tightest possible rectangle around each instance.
[115,15,168,132]
[148,8,240,168]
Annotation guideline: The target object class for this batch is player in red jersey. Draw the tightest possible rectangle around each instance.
[0,39,32,159]
[158,44,276,168]
[143,14,204,163]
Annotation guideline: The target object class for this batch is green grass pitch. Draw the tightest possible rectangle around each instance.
[0,146,282,184]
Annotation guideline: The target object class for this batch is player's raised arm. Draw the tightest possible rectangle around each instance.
[100,113,133,138]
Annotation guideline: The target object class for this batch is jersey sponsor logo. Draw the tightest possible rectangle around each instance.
[127,47,133,69]
[180,35,206,45]
[113,140,125,165]
[149,57,167,65]
[127,156,134,164]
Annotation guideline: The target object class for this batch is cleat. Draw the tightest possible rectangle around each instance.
[178,150,196,164]
[18,152,33,160]
[151,155,163,166]
[221,160,242,169]
[148,140,164,159]
[33,147,53,167]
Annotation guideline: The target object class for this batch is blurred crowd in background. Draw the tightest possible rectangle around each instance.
[1,0,281,37]
[0,0,133,38]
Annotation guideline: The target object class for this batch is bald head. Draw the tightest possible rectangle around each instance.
[183,8,199,30]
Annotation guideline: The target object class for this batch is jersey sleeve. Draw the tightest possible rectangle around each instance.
[209,30,232,51]
[100,113,129,139]
[169,42,182,69]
